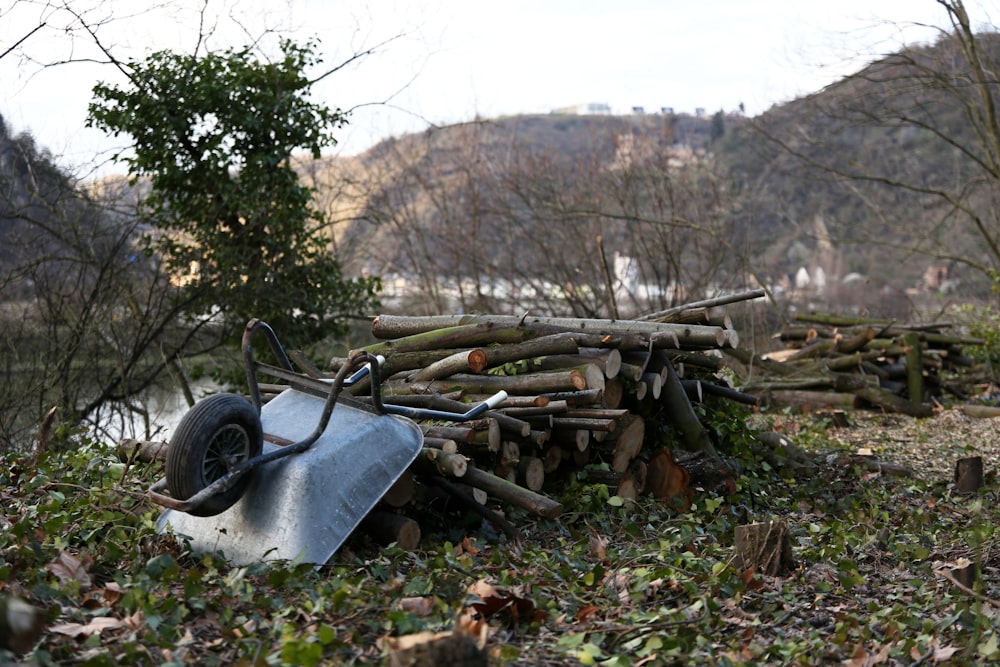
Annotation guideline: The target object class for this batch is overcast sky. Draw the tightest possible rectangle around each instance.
[1,0,988,178]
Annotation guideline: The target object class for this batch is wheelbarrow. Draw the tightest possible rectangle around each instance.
[149,319,507,565]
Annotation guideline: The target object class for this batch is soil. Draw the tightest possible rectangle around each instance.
[808,407,999,483]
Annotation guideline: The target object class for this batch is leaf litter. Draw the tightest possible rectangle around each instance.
[2,405,999,665]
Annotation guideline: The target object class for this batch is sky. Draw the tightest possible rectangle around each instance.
[1,0,989,178]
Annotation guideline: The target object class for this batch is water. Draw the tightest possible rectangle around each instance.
[94,378,224,444]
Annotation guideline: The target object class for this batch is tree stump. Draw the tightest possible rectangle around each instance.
[954,456,984,494]
[734,521,795,576]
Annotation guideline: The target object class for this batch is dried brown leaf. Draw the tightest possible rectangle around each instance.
[399,596,435,617]
[49,616,123,638]
[45,551,93,590]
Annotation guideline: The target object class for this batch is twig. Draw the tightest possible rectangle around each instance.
[934,568,1000,608]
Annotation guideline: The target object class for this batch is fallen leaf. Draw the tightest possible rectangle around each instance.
[740,566,765,591]
[934,644,960,662]
[588,528,607,561]
[575,604,599,623]
[844,644,868,667]
[45,551,93,590]
[464,578,546,628]
[50,616,123,639]
[399,596,435,617]
[459,536,480,556]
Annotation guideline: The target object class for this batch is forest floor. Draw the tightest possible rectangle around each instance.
[2,404,999,666]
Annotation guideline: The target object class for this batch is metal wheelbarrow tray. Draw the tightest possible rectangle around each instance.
[149,319,506,566]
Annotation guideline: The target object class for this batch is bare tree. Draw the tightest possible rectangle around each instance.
[748,0,1000,303]
[344,115,751,319]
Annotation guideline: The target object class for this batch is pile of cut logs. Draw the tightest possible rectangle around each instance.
[325,292,766,546]
[124,296,991,550]
[730,312,988,419]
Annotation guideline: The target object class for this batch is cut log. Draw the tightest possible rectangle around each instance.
[390,370,587,396]
[540,388,604,406]
[361,509,421,550]
[641,372,663,399]
[601,378,624,409]
[372,313,731,348]
[903,332,924,402]
[422,437,459,453]
[422,425,476,445]
[586,459,648,500]
[407,349,486,383]
[639,288,767,322]
[413,447,468,478]
[552,416,617,432]
[118,438,168,463]
[361,323,551,354]
[549,428,590,453]
[657,352,718,457]
[501,400,570,417]
[763,390,860,411]
[608,415,646,473]
[381,470,415,508]
[734,521,796,576]
[541,445,563,473]
[852,386,935,418]
[959,404,1000,418]
[646,448,693,511]
[461,467,563,519]
[516,456,546,491]
[835,326,876,354]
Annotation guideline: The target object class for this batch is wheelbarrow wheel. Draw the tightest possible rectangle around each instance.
[166,393,263,517]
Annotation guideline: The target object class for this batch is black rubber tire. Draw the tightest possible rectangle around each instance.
[165,393,263,517]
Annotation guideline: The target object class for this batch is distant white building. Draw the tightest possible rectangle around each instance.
[552,102,612,115]
[795,266,811,290]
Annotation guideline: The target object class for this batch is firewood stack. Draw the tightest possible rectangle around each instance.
[329,293,765,545]
[728,312,988,418]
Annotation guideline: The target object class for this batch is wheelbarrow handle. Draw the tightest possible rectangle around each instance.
[341,355,386,386]
[484,390,509,409]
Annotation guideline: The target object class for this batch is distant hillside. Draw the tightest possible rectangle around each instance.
[306,110,743,316]
[9,29,997,320]
[306,30,1000,316]
[717,31,1000,300]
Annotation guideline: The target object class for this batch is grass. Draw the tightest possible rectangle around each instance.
[1,410,998,666]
